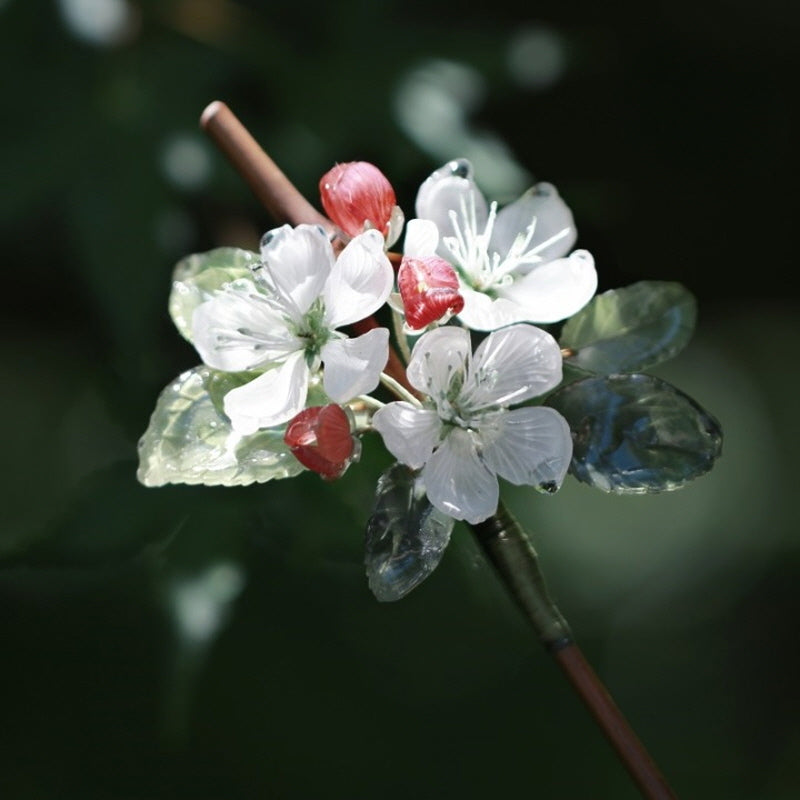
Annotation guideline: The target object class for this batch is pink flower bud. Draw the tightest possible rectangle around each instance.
[319,161,397,239]
[284,404,357,480]
[398,256,465,330]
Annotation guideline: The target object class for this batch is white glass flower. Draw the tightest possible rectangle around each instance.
[407,159,598,331]
[192,224,393,434]
[372,324,573,524]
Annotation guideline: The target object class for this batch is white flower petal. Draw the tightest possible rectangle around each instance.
[323,230,394,328]
[192,279,300,371]
[415,160,488,242]
[385,205,406,249]
[386,291,405,314]
[422,428,499,524]
[260,224,333,316]
[462,324,562,410]
[490,182,577,263]
[403,218,440,258]
[456,283,535,331]
[501,249,597,323]
[320,328,389,402]
[223,350,309,434]
[406,326,471,399]
[479,406,573,491]
[372,403,442,469]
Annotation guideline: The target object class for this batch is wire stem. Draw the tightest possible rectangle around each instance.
[201,101,333,231]
[379,373,422,406]
[391,307,413,364]
[354,395,386,411]
[470,502,678,800]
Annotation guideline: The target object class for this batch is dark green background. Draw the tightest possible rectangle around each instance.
[2,1,798,797]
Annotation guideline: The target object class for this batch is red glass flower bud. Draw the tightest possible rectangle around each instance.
[284,404,357,481]
[397,256,465,330]
[319,161,397,239]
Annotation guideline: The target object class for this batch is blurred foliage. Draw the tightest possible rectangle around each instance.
[1,0,799,798]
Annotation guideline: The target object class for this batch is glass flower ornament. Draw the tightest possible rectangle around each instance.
[138,134,721,603]
[133,101,725,798]
[372,324,572,524]
[408,158,597,331]
[191,223,393,434]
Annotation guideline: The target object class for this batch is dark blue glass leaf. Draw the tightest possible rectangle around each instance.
[560,281,697,374]
[365,463,454,601]
[546,374,722,493]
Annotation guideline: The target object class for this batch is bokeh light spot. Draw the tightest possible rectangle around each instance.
[57,0,138,47]
[506,25,567,90]
[160,134,212,191]
[170,562,245,643]
[394,59,531,199]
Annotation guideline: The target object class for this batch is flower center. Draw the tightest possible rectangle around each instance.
[441,195,571,294]
[293,298,331,361]
[425,364,477,430]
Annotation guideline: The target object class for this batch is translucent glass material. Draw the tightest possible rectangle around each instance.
[365,463,455,601]
[546,373,722,493]
[137,367,303,487]
[168,247,258,342]
[560,281,697,374]
[490,181,576,262]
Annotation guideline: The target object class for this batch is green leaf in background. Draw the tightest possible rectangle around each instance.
[137,367,304,487]
[168,247,259,342]
[546,373,722,493]
[559,281,697,374]
[365,463,455,601]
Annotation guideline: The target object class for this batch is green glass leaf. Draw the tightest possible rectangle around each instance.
[559,361,595,389]
[137,366,304,487]
[546,373,722,493]
[205,369,259,416]
[169,247,259,342]
[560,281,697,374]
[365,463,455,601]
